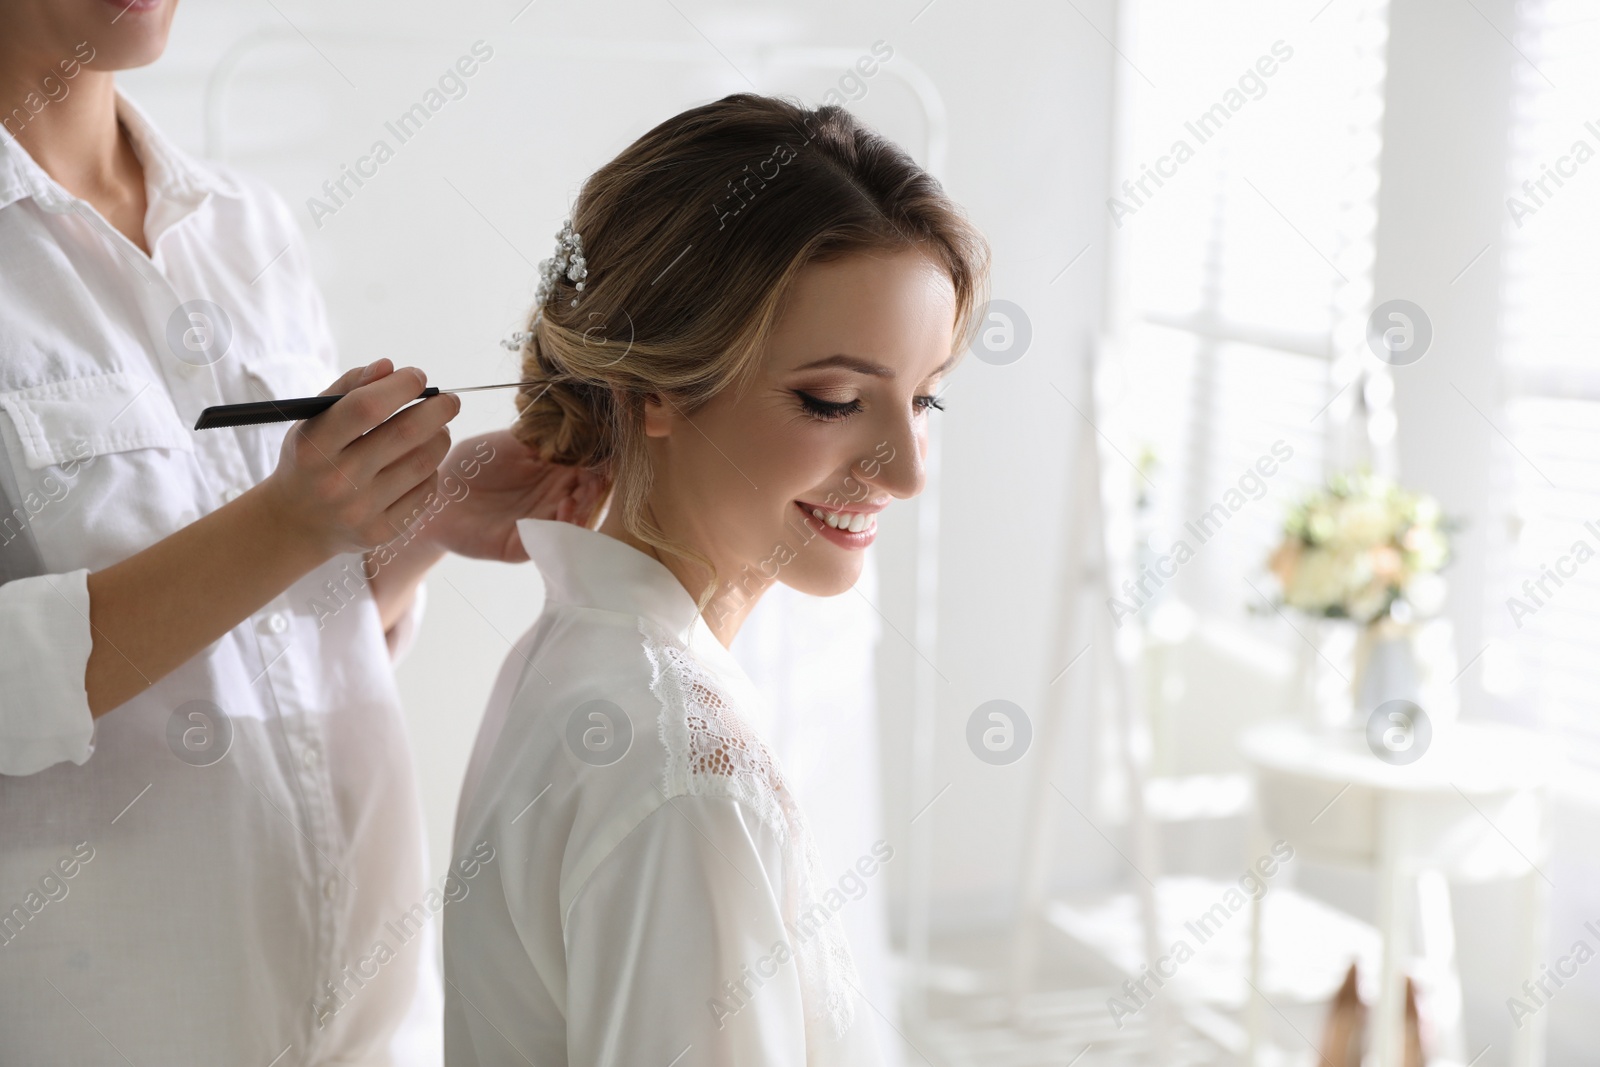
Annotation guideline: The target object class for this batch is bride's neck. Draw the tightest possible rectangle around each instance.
[596,502,764,648]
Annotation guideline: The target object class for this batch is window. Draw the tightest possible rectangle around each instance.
[1482,0,1600,767]
[1102,0,1392,629]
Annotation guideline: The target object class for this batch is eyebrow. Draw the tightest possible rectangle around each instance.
[792,352,958,380]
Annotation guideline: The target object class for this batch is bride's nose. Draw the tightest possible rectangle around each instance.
[855,417,926,501]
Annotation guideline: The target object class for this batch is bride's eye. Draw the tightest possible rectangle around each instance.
[913,394,945,414]
[795,390,862,421]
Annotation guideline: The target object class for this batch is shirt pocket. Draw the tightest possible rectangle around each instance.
[0,371,192,471]
[0,371,199,572]
[235,349,336,472]
[240,350,335,401]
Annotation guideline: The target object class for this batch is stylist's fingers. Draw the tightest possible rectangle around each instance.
[308,366,429,451]
[380,469,444,541]
[371,425,453,507]
[571,470,609,528]
[347,391,460,478]
[547,467,581,525]
[317,358,392,398]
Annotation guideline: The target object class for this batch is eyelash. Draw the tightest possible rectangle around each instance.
[795,391,945,422]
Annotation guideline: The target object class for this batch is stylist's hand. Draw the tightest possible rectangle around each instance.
[411,428,610,562]
[260,358,460,557]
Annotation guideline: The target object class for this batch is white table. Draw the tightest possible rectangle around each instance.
[1239,720,1554,1067]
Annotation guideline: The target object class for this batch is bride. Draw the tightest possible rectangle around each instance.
[443,92,988,1065]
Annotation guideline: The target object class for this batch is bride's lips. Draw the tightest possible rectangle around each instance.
[794,499,880,549]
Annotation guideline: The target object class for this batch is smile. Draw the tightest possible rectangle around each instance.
[794,500,881,536]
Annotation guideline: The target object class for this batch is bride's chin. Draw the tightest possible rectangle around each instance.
[781,560,866,599]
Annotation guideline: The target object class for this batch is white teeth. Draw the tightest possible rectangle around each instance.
[804,504,875,533]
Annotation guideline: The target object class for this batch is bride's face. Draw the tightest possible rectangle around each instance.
[637,247,959,631]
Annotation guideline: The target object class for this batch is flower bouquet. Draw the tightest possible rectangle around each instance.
[1266,471,1454,725]
[1267,471,1450,625]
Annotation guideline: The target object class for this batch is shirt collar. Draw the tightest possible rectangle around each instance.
[0,86,244,213]
[517,518,745,675]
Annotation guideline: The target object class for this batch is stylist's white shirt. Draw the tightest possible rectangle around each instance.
[0,92,440,1065]
[444,518,884,1066]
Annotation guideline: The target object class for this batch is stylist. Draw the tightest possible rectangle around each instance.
[0,1,604,1064]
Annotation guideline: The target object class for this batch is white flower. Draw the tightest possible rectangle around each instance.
[1337,496,1395,548]
[1285,547,1348,611]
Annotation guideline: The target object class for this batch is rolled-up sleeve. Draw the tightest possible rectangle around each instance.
[0,568,95,775]
[564,794,809,1067]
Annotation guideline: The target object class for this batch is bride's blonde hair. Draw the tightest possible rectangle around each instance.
[511,93,989,606]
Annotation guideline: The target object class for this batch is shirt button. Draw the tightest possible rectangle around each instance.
[302,745,319,769]
[323,876,338,901]
[222,487,244,503]
[266,612,288,634]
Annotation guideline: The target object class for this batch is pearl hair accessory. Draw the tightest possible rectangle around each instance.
[534,218,588,309]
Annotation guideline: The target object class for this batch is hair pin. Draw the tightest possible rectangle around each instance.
[534,219,588,309]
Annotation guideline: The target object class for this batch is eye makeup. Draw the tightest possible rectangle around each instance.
[793,389,946,421]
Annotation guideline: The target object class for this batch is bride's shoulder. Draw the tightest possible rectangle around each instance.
[484,609,794,844]
[636,618,794,844]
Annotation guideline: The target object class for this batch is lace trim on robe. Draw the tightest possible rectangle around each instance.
[640,617,861,1044]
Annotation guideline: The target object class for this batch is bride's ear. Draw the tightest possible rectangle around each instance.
[640,391,675,438]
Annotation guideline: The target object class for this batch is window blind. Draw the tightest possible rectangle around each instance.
[1484,0,1600,766]
[1104,0,1391,628]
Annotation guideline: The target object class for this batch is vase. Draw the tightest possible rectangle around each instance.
[1350,618,1421,721]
